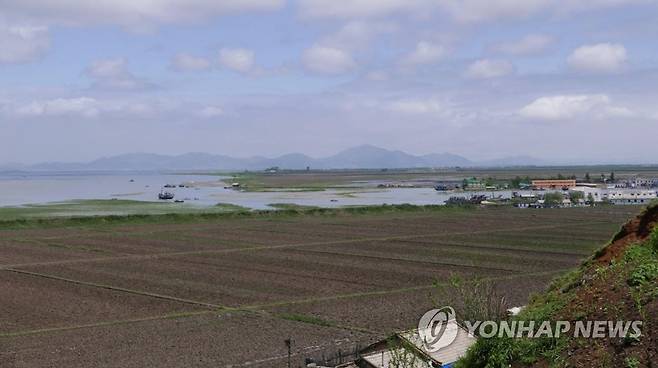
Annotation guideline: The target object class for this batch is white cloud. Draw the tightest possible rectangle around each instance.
[322,20,396,51]
[465,59,514,79]
[218,48,255,74]
[440,0,648,23]
[567,43,627,73]
[302,45,356,74]
[298,0,648,23]
[15,97,100,118]
[439,0,551,23]
[2,0,284,31]
[198,106,224,118]
[86,58,152,90]
[171,53,211,72]
[303,21,393,76]
[491,34,554,55]
[0,25,50,64]
[519,94,634,120]
[87,58,126,79]
[401,41,446,65]
[10,97,166,119]
[387,98,446,115]
[298,0,435,18]
[376,96,479,123]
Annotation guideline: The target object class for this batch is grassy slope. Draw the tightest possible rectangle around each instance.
[456,204,658,367]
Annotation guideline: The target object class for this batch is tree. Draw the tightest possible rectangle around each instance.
[434,275,508,324]
[610,171,615,182]
[569,191,584,203]
[585,172,591,182]
[587,193,595,205]
[511,176,521,189]
[543,192,564,207]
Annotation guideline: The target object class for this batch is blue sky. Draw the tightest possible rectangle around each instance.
[1,0,658,164]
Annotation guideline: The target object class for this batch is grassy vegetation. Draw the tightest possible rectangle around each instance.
[455,206,658,368]
[0,199,250,222]
[267,203,321,211]
[455,272,578,367]
[0,202,473,230]
[222,172,337,191]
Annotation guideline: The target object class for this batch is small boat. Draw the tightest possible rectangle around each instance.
[174,199,184,203]
[158,191,175,200]
[445,194,488,205]
[164,184,176,188]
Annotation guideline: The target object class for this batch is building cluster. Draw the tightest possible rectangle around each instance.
[438,176,657,207]
[574,186,657,205]
[513,197,581,209]
[609,177,658,189]
[510,178,657,207]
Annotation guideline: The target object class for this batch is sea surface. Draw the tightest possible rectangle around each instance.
[0,171,515,210]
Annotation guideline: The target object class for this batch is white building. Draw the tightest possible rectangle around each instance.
[572,186,657,205]
[606,190,657,205]
[614,177,658,188]
[634,177,658,187]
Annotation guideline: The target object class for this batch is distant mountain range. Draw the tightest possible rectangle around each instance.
[1,145,548,171]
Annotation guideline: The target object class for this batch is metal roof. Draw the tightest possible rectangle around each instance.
[359,320,476,368]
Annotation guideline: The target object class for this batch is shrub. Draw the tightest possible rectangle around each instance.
[628,263,658,287]
[650,228,658,253]
[435,275,509,324]
[625,356,640,368]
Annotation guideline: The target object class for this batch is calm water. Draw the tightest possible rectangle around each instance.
[0,172,516,210]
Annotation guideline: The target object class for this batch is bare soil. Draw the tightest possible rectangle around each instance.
[547,205,658,367]
[0,205,640,367]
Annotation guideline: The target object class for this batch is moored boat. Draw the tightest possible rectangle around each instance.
[158,191,175,200]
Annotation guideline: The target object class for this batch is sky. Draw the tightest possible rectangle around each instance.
[1,0,658,164]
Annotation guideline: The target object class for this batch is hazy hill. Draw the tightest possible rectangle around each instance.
[9,145,549,171]
[318,145,436,169]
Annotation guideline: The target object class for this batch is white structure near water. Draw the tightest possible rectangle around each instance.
[573,186,657,205]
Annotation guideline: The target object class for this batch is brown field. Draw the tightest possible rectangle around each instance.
[0,205,640,367]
